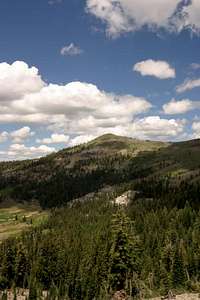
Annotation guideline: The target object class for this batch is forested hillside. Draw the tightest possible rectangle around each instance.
[1,189,200,299]
[0,134,167,208]
[1,134,200,209]
[1,134,200,299]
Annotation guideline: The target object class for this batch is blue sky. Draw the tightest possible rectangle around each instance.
[0,0,200,160]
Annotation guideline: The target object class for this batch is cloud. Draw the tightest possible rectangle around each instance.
[163,99,200,115]
[69,134,96,146]
[0,60,189,159]
[86,0,200,38]
[191,63,200,70]
[60,43,83,56]
[37,133,69,144]
[133,59,176,79]
[176,78,200,93]
[10,126,35,143]
[0,126,34,144]
[129,116,186,140]
[0,144,56,160]
[0,131,8,143]
[68,116,186,144]
[181,0,200,35]
[0,61,45,102]
[192,121,200,139]
[1,78,152,127]
[0,114,53,124]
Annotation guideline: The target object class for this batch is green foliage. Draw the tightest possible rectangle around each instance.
[1,192,200,298]
[172,247,187,288]
[0,134,168,208]
[28,285,38,300]
[109,209,134,292]
[1,135,200,297]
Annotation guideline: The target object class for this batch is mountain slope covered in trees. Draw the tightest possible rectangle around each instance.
[1,134,200,298]
[1,134,200,209]
[1,188,200,299]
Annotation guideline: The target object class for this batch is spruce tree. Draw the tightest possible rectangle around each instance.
[15,243,29,287]
[160,264,171,295]
[109,208,134,294]
[172,247,186,288]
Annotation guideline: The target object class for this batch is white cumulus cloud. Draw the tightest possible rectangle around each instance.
[86,0,200,38]
[10,126,35,143]
[133,59,175,79]
[0,79,152,128]
[0,126,34,144]
[130,116,186,140]
[0,61,45,102]
[163,99,200,115]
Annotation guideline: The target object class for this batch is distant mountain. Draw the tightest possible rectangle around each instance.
[0,134,200,208]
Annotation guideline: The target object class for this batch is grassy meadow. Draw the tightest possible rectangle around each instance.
[0,203,48,241]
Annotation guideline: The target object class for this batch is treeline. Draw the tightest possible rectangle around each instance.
[1,189,200,299]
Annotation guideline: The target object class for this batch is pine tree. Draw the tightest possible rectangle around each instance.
[160,242,173,294]
[0,240,16,288]
[160,264,171,295]
[172,247,186,288]
[15,243,29,287]
[109,208,134,293]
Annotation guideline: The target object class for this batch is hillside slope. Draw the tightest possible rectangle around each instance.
[1,135,200,298]
[0,134,200,208]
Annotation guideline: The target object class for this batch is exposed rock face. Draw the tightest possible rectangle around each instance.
[114,190,139,206]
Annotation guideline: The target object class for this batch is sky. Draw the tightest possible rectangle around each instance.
[0,0,200,160]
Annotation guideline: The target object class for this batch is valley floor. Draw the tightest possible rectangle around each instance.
[0,203,48,241]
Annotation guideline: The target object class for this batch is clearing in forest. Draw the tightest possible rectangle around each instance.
[0,203,48,241]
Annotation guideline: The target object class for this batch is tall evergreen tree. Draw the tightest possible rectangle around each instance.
[172,246,187,288]
[109,208,134,294]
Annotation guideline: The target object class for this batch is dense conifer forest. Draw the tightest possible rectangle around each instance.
[1,134,200,299]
